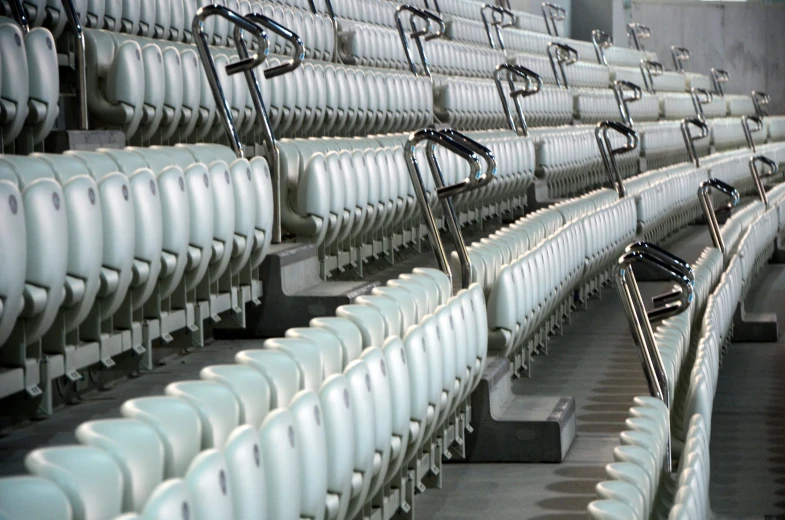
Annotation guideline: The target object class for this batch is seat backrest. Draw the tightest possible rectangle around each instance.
[164,381,240,449]
[25,446,124,520]
[0,475,73,520]
[0,179,26,347]
[309,317,363,366]
[120,396,203,479]
[199,364,271,430]
[235,349,303,408]
[184,449,235,520]
[223,425,266,520]
[75,419,165,512]
[290,390,329,520]
[138,478,194,520]
[258,408,301,520]
[285,327,343,377]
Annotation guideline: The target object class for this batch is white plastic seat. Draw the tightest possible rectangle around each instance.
[183,449,235,520]
[120,396,203,479]
[258,408,301,520]
[222,425,267,520]
[0,179,26,348]
[236,348,303,407]
[0,475,73,520]
[165,380,240,449]
[25,446,124,520]
[133,478,194,520]
[318,374,355,520]
[310,316,364,367]
[23,27,59,144]
[199,364,271,430]
[264,337,325,391]
[0,20,29,144]
[343,358,377,519]
[285,326,344,377]
[74,419,165,512]
[290,390,329,520]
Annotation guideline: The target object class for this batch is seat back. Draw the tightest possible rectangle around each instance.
[165,380,241,449]
[0,475,73,520]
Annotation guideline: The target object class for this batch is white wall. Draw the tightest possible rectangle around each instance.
[628,1,785,113]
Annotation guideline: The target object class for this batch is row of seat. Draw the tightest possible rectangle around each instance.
[0,267,490,520]
[0,18,59,149]
[588,193,783,519]
[0,143,273,401]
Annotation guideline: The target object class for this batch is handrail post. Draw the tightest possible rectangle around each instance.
[494,64,542,137]
[690,88,713,123]
[749,155,777,209]
[639,59,663,94]
[8,0,30,33]
[481,4,514,52]
[61,0,89,129]
[613,80,642,128]
[697,178,740,256]
[234,12,304,244]
[547,42,578,89]
[595,120,640,198]
[680,117,709,167]
[404,129,496,291]
[752,91,769,118]
[394,5,445,79]
[592,29,613,65]
[541,3,566,37]
[711,68,729,97]
[742,115,763,152]
[615,244,694,473]
[627,23,651,52]
[670,46,690,73]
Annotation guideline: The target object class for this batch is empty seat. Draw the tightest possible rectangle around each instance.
[165,380,241,449]
[0,475,73,520]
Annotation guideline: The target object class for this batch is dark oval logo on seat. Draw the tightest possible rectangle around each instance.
[343,388,350,408]
[314,405,321,426]
[253,444,260,467]
[400,349,406,365]
[179,177,185,191]
[14,33,20,46]
[8,194,17,215]
[219,470,227,495]
[380,359,386,376]
[88,188,95,205]
[365,373,371,392]
[288,425,295,447]
[52,192,60,210]
[246,168,251,181]
[122,185,129,200]
[224,170,230,184]
[203,174,209,188]
[150,180,156,195]
[181,502,189,520]
[46,37,52,50]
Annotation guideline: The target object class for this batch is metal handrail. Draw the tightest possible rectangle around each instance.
[592,29,613,65]
[494,63,542,137]
[395,5,445,78]
[625,241,695,317]
[752,91,769,118]
[615,245,693,473]
[192,5,268,158]
[481,4,514,51]
[547,42,578,89]
[690,88,713,123]
[742,115,763,152]
[424,0,442,14]
[235,12,304,244]
[698,178,740,256]
[670,46,690,73]
[613,80,642,128]
[404,129,496,290]
[639,59,663,94]
[8,0,29,33]
[541,2,566,37]
[60,0,89,129]
[711,68,729,97]
[749,155,777,209]
[680,117,709,167]
[627,23,651,52]
[595,120,639,198]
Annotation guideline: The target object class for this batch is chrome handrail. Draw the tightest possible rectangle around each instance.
[752,91,769,118]
[541,3,566,37]
[615,246,693,474]
[690,88,713,123]
[235,12,304,244]
[639,59,663,94]
[404,129,496,290]
[698,178,740,256]
[592,29,613,65]
[494,63,542,137]
[8,0,29,33]
[625,241,695,317]
[61,0,88,129]
[193,5,268,158]
[680,117,709,167]
[711,68,729,97]
[424,0,442,14]
[613,80,642,128]
[481,4,514,51]
[742,115,763,152]
[749,155,777,209]
[627,23,651,51]
[670,46,690,73]
[595,120,639,198]
[547,42,578,89]
[395,5,445,79]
